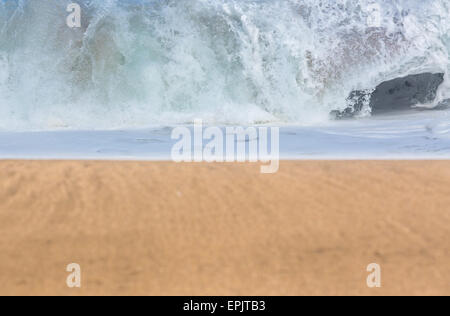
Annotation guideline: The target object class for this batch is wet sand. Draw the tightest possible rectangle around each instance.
[0,160,449,296]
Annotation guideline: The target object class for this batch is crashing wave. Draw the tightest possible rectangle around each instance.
[0,0,449,130]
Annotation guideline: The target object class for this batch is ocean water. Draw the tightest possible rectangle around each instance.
[1,110,450,160]
[0,0,450,158]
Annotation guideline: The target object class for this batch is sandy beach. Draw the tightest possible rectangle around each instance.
[0,160,448,296]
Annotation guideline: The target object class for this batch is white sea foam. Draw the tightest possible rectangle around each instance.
[0,0,449,131]
[2,110,450,159]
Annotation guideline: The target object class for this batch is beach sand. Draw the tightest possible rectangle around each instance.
[0,160,449,296]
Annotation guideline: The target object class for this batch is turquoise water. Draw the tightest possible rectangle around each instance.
[0,0,449,130]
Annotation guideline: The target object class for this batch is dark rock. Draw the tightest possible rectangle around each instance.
[331,89,373,119]
[331,73,445,119]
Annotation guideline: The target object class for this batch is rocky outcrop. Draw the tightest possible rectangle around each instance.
[331,73,445,119]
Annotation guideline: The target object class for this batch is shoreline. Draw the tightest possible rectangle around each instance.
[2,110,450,160]
[0,160,449,296]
